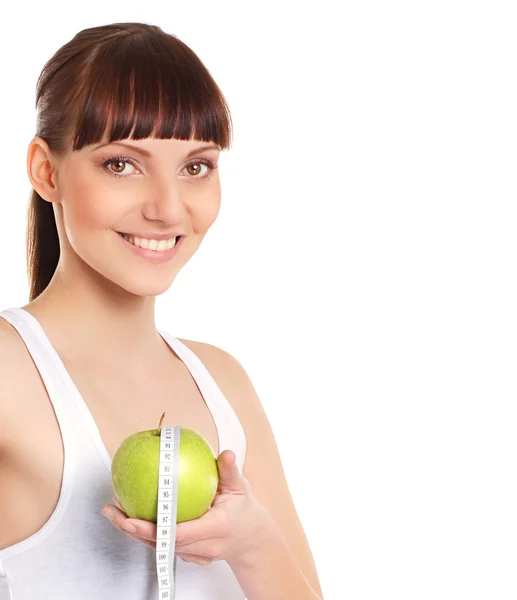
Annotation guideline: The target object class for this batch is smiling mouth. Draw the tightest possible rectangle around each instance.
[116,231,181,252]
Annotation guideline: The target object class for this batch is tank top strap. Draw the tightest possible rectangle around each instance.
[158,331,247,474]
[0,307,77,501]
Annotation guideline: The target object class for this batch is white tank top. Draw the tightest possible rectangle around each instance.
[0,307,247,600]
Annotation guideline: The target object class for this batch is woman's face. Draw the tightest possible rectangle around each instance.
[34,135,222,297]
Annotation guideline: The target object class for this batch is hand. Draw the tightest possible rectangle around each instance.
[101,450,276,566]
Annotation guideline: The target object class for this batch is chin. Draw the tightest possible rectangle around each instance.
[93,267,177,298]
[72,243,184,298]
[115,275,176,298]
[124,283,173,298]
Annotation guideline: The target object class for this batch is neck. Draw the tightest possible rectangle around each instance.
[23,265,168,369]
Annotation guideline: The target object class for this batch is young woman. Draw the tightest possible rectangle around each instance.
[0,22,323,600]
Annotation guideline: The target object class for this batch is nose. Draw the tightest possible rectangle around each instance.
[141,178,188,224]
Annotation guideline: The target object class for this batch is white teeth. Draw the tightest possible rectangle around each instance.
[122,234,177,252]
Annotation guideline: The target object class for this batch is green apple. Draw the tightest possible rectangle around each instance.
[111,412,219,523]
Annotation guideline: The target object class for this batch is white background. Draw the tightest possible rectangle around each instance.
[1,2,516,598]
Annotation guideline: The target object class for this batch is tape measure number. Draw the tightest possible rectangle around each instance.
[156,425,181,599]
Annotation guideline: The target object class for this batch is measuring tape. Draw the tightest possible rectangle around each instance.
[156,425,181,599]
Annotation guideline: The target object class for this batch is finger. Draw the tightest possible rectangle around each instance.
[216,451,240,492]
[175,552,212,566]
[102,505,157,542]
[102,506,156,548]
[174,540,218,558]
[175,511,224,547]
[216,451,251,496]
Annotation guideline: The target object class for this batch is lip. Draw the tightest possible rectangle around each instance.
[116,231,183,241]
[116,231,183,263]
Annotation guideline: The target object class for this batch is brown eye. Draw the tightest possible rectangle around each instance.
[182,161,217,181]
[185,163,204,176]
[102,156,139,178]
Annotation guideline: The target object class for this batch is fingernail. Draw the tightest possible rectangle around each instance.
[122,521,137,533]
[102,508,114,521]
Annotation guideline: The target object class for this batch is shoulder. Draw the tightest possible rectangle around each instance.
[176,338,257,419]
[0,316,31,374]
[176,337,278,470]
[177,338,250,383]
[0,317,35,435]
[175,338,271,447]
[0,314,21,344]
[177,338,237,368]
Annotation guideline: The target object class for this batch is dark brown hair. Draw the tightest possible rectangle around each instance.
[27,22,233,301]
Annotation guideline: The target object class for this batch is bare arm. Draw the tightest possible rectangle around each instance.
[180,339,324,599]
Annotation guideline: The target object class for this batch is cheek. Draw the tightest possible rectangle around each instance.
[191,191,221,232]
[62,181,126,234]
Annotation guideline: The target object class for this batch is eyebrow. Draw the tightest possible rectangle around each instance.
[93,141,221,158]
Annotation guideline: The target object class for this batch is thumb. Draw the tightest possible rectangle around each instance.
[216,450,244,493]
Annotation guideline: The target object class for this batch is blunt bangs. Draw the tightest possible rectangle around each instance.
[66,28,232,152]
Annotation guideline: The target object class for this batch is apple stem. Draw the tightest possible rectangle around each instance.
[158,412,166,435]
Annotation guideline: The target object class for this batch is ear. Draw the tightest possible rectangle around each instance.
[27,136,61,203]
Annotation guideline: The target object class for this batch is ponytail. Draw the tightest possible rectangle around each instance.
[26,190,59,301]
